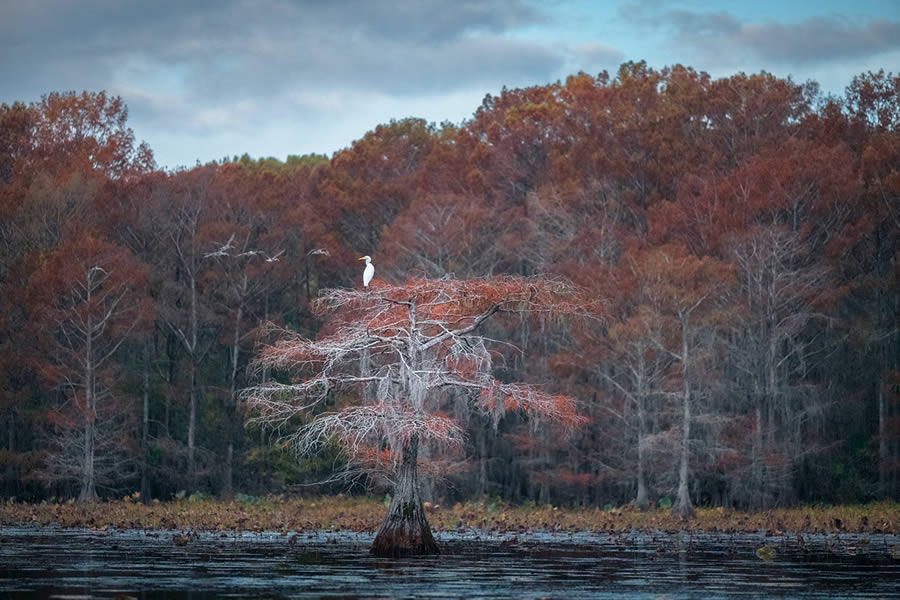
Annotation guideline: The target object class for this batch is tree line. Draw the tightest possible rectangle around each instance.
[0,62,897,509]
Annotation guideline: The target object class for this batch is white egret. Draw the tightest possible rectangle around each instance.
[359,255,374,287]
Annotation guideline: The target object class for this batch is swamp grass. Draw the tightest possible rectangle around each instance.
[1,495,897,535]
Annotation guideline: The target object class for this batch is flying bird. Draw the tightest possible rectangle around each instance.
[204,233,235,258]
[359,255,374,287]
[265,249,285,263]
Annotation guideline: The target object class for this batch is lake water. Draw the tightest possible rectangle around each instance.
[1,526,898,599]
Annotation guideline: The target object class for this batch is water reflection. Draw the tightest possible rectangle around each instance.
[1,526,898,599]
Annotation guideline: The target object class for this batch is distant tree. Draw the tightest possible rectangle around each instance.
[728,226,833,508]
[203,166,290,495]
[321,118,435,255]
[31,91,154,180]
[0,91,153,500]
[28,236,147,500]
[157,165,218,487]
[379,192,510,279]
[245,276,586,555]
[635,244,734,518]
[842,70,900,496]
[600,299,671,511]
[845,69,900,132]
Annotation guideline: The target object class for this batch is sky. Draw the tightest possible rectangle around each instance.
[2,0,898,170]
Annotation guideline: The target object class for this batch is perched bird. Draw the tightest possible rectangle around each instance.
[359,255,374,287]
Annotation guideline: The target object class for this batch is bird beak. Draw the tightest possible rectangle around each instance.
[358,257,365,260]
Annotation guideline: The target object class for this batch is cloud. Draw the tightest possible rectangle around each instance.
[618,2,900,67]
[0,0,582,165]
[0,1,630,166]
[0,0,558,97]
[0,1,570,132]
[738,18,900,64]
[572,43,625,74]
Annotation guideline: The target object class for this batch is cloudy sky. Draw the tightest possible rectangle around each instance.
[2,0,898,170]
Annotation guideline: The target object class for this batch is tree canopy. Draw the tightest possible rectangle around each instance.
[0,65,897,511]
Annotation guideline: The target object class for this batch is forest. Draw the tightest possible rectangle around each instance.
[0,62,898,511]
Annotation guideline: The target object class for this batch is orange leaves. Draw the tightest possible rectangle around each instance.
[650,136,857,257]
[418,412,465,446]
[845,69,900,132]
[31,91,149,181]
[477,382,584,429]
[248,272,588,483]
[355,446,395,468]
[632,242,735,317]
[318,274,588,335]
[531,467,594,488]
[29,235,149,345]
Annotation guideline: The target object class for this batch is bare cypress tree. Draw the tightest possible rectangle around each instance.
[32,237,147,500]
[244,276,587,556]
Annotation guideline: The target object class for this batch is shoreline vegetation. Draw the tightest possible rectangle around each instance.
[1,496,897,535]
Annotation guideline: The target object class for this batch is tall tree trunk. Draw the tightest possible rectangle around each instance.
[79,311,98,502]
[635,434,649,511]
[371,436,439,557]
[305,254,311,299]
[6,409,13,453]
[187,270,198,488]
[188,360,196,488]
[875,225,891,498]
[635,353,649,511]
[80,415,97,501]
[752,404,763,510]
[674,391,693,518]
[878,373,887,497]
[224,287,244,498]
[477,427,487,497]
[674,313,694,519]
[141,338,151,501]
[164,329,176,435]
[766,334,778,502]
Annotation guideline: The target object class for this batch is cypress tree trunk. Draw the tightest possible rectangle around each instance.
[635,431,649,511]
[224,276,247,498]
[673,312,694,519]
[635,354,649,511]
[371,436,439,557]
[141,339,151,502]
[673,390,693,518]
[188,360,196,487]
[752,403,763,510]
[187,269,198,488]
[79,311,98,502]
[879,376,887,497]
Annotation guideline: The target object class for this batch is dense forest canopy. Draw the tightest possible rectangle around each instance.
[1,64,897,509]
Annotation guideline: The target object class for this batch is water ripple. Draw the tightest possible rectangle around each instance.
[1,526,897,599]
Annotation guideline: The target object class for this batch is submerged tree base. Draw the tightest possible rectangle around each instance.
[370,487,440,557]
[371,439,440,557]
[370,516,439,557]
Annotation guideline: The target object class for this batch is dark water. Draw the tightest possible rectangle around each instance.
[1,526,898,599]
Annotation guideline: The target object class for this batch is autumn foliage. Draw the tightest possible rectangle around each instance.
[0,65,898,514]
[245,276,587,476]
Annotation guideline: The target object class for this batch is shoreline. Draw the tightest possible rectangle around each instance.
[1,497,897,535]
